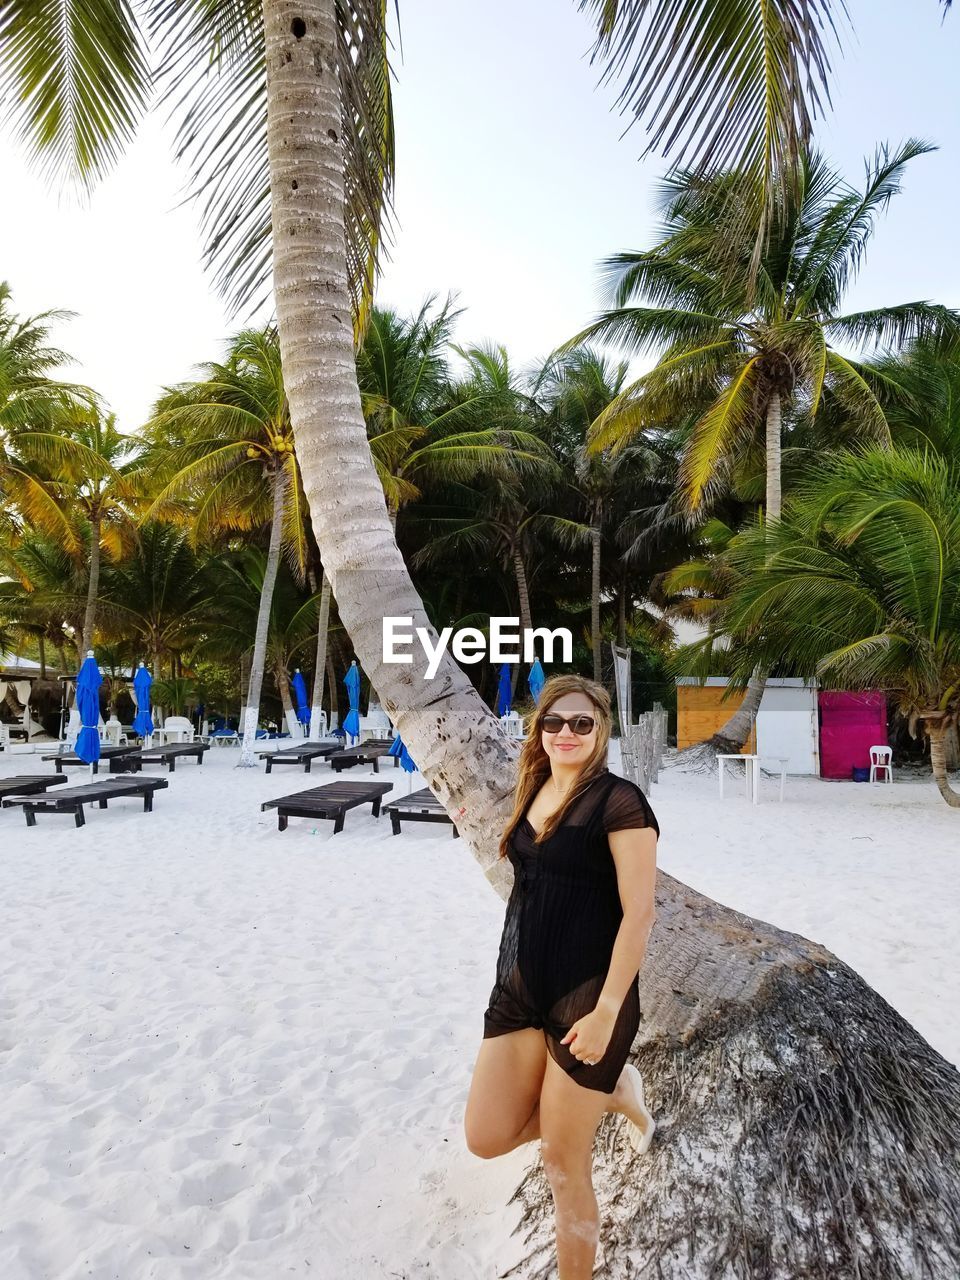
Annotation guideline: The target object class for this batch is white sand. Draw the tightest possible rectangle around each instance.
[0,745,956,1279]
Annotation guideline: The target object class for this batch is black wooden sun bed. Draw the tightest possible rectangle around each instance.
[381,787,459,837]
[256,741,342,773]
[42,744,143,775]
[0,775,70,804]
[138,741,208,771]
[328,740,399,774]
[2,776,169,827]
[261,780,393,832]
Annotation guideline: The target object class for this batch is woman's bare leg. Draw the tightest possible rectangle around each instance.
[464,1028,548,1159]
[538,1053,611,1280]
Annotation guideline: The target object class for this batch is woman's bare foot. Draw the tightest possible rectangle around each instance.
[607,1065,655,1152]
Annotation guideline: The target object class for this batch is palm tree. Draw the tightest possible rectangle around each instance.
[572,142,960,748]
[96,522,218,678]
[717,446,960,806]
[538,346,666,684]
[0,282,96,553]
[57,408,139,656]
[143,327,307,764]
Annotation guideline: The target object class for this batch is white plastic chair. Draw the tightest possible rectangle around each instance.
[157,715,196,744]
[869,745,893,783]
[499,711,525,740]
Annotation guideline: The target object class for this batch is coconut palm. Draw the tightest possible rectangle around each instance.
[358,299,548,528]
[143,327,307,764]
[717,447,960,806]
[0,282,97,550]
[55,408,139,655]
[96,522,219,678]
[572,142,960,747]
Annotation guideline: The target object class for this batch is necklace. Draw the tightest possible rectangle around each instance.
[551,776,573,796]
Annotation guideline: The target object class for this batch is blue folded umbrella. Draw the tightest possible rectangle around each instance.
[343,662,362,741]
[291,669,310,729]
[528,659,545,703]
[132,665,154,737]
[496,663,512,716]
[389,731,417,773]
[75,654,103,766]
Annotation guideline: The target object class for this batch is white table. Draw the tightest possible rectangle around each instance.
[717,753,759,803]
[759,756,789,803]
[718,753,789,804]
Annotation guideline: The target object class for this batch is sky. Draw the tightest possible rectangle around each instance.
[2,0,959,432]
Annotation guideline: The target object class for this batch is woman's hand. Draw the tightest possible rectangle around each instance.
[559,1006,617,1065]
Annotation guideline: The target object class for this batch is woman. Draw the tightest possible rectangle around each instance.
[464,674,659,1279]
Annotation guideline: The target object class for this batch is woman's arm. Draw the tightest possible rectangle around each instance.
[594,826,658,1018]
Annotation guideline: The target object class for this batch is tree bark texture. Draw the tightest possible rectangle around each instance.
[239,466,287,765]
[591,525,602,685]
[925,718,960,808]
[80,515,101,657]
[310,572,332,737]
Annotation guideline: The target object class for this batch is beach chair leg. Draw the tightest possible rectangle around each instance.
[74,808,85,828]
[371,758,379,773]
[266,759,273,774]
[168,759,176,773]
[278,813,288,832]
[99,799,109,808]
[390,813,401,835]
[25,808,37,827]
[144,793,154,812]
[333,813,345,834]
[372,797,382,818]
[55,761,64,774]
[305,759,312,773]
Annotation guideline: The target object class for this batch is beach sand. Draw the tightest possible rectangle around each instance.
[0,745,956,1279]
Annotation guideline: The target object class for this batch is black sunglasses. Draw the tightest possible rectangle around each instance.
[541,713,596,736]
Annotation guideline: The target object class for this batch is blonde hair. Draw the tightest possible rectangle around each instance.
[498,673,612,860]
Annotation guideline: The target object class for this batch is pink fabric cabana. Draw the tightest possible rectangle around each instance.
[818,690,888,779]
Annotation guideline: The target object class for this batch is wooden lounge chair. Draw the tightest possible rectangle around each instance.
[3,776,169,827]
[0,774,70,804]
[328,741,399,774]
[138,742,209,772]
[42,744,143,775]
[382,787,459,838]
[261,780,393,832]
[256,741,341,773]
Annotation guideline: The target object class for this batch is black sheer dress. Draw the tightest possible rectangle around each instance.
[482,768,660,1095]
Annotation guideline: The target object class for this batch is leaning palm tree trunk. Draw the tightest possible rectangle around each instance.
[591,524,602,685]
[309,573,332,737]
[80,515,101,656]
[263,2,960,1273]
[511,545,532,698]
[711,394,782,751]
[239,467,287,765]
[925,714,960,808]
[262,0,516,861]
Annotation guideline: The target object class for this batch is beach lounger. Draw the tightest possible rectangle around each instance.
[256,742,341,773]
[2,776,169,827]
[328,741,399,774]
[0,774,70,804]
[42,745,143,775]
[382,787,459,838]
[138,742,209,772]
[261,780,393,832]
